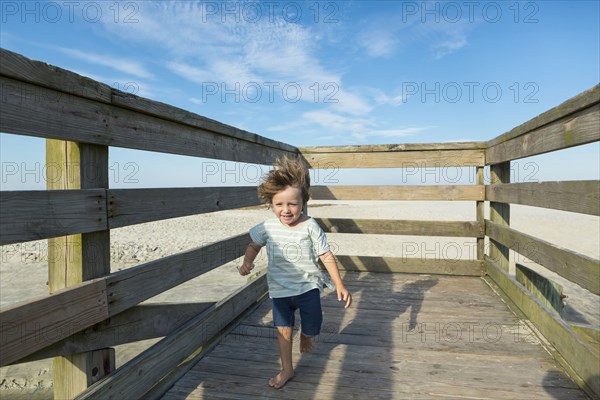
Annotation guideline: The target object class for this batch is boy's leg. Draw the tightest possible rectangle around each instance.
[269,326,294,388]
[297,289,323,353]
[270,297,296,388]
[300,333,313,353]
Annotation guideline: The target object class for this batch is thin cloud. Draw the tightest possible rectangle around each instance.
[57,47,154,79]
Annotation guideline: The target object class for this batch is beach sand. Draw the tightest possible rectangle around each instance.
[1,201,598,394]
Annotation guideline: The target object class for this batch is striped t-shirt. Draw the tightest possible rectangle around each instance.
[249,217,332,298]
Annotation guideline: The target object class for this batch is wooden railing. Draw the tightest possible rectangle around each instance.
[0,48,294,399]
[0,48,598,399]
[481,84,599,398]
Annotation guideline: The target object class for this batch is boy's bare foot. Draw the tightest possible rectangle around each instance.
[268,370,294,389]
[300,334,313,353]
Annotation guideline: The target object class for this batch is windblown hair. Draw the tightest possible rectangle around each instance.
[258,155,310,207]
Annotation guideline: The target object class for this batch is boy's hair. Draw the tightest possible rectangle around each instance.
[258,155,310,207]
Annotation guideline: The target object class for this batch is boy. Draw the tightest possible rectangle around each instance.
[239,155,351,389]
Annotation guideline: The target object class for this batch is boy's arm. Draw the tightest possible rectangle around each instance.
[319,250,352,308]
[239,242,262,276]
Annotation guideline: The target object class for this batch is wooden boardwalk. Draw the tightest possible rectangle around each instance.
[161,272,588,400]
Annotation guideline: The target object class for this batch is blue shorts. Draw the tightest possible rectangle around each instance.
[272,289,323,337]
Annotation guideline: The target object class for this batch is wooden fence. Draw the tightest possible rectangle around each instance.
[0,48,598,399]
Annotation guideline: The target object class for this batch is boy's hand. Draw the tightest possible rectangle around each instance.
[239,262,254,276]
[337,286,352,309]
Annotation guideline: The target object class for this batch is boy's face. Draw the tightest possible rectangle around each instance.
[271,186,304,227]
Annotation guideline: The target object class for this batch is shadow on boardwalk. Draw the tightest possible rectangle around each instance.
[162,272,438,399]
[162,272,589,399]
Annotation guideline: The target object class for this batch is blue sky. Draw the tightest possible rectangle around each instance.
[1,0,599,189]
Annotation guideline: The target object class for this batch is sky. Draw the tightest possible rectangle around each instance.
[1,0,599,189]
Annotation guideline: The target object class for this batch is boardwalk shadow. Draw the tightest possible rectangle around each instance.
[159,272,438,399]
[293,267,438,399]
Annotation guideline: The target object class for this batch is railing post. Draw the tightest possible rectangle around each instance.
[476,166,485,262]
[489,162,510,271]
[46,139,114,399]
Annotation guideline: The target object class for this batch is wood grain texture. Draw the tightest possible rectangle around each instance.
[516,264,565,317]
[0,75,293,164]
[106,234,250,316]
[301,149,484,168]
[335,255,483,276]
[163,272,588,400]
[485,257,599,399]
[314,217,483,237]
[107,187,261,228]
[0,48,112,103]
[310,185,484,201]
[300,142,487,153]
[0,279,108,366]
[486,180,600,216]
[76,276,268,400]
[489,162,510,271]
[0,189,107,245]
[486,84,599,148]
[486,220,600,295]
[111,90,295,153]
[13,303,215,363]
[487,103,600,164]
[0,49,296,156]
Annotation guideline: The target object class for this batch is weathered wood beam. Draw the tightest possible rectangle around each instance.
[0,234,249,365]
[310,185,484,201]
[12,303,215,363]
[0,189,106,245]
[314,218,483,237]
[107,187,261,228]
[335,255,482,276]
[486,220,599,295]
[75,275,268,399]
[301,149,484,168]
[484,257,600,399]
[486,181,600,216]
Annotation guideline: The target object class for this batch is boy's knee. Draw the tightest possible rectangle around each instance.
[277,327,294,342]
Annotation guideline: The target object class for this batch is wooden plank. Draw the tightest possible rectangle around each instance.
[75,276,268,400]
[46,140,113,398]
[0,189,107,245]
[0,48,112,103]
[489,162,510,271]
[193,338,583,393]
[111,90,296,153]
[300,142,487,153]
[165,272,588,400]
[476,166,485,260]
[141,296,268,400]
[516,264,565,317]
[310,185,484,201]
[0,49,295,155]
[0,279,108,367]
[487,84,599,148]
[53,349,115,396]
[485,257,600,399]
[108,187,261,228]
[1,232,247,366]
[570,323,600,354]
[106,234,250,316]
[80,144,111,281]
[486,181,600,216]
[301,149,484,168]
[13,303,215,363]
[487,103,600,164]
[334,255,482,276]
[314,218,483,237]
[0,75,293,164]
[485,220,600,295]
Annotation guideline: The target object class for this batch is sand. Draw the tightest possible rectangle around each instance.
[1,201,598,394]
